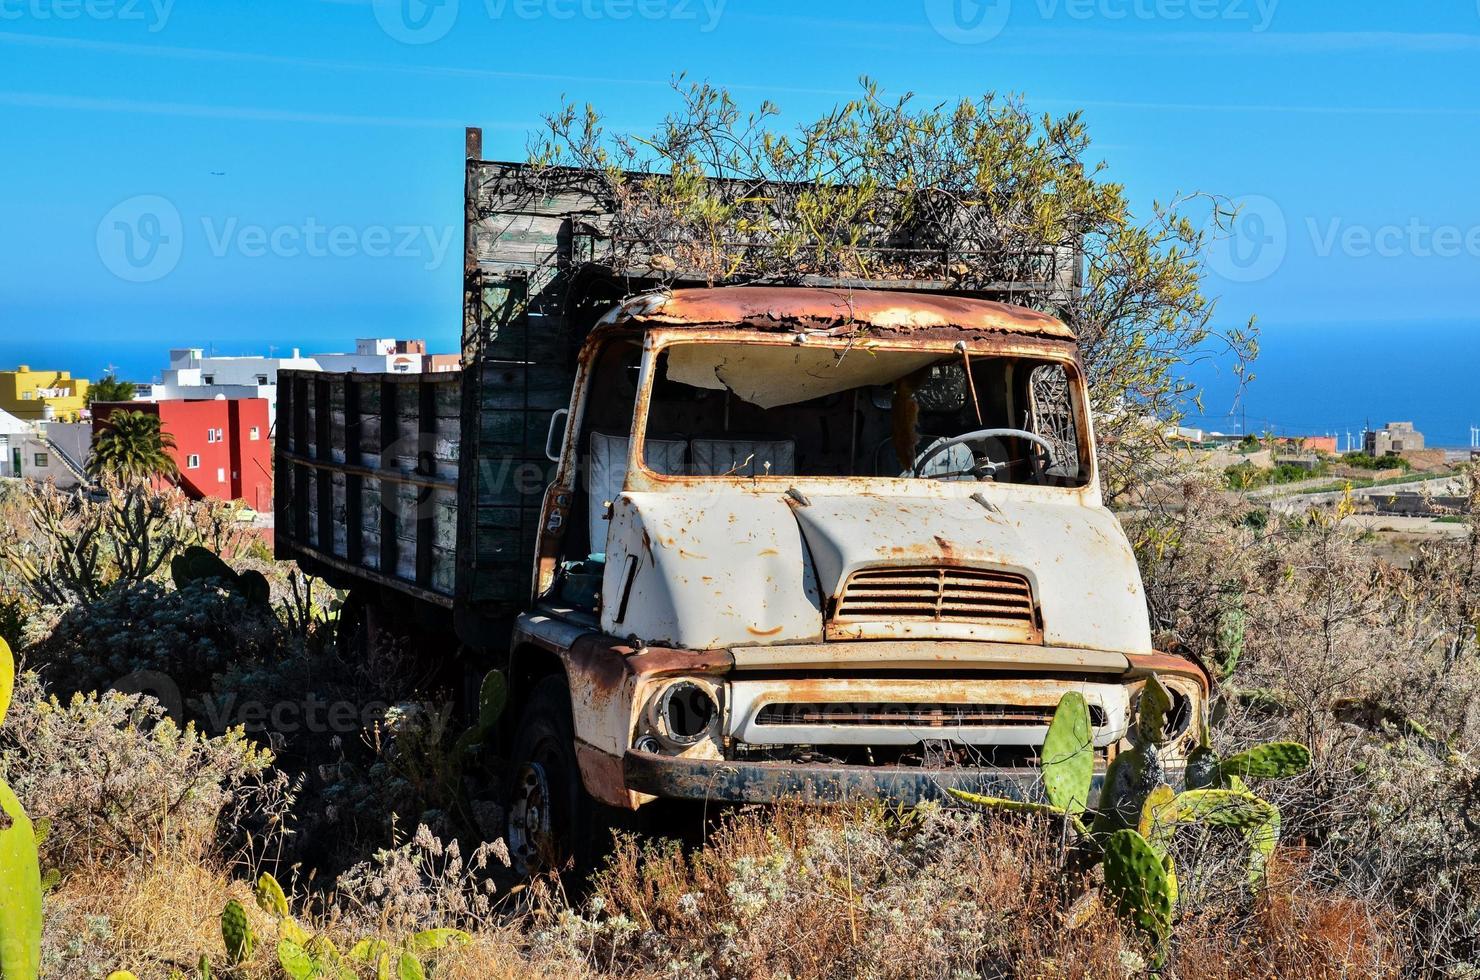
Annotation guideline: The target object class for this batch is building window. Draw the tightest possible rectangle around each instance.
[256,375,268,385]
[32,452,47,467]
[186,454,200,469]
[20,391,33,400]
[249,427,261,441]
[206,427,222,443]
[203,375,215,385]
[217,467,226,483]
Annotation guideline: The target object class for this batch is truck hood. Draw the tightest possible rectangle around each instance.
[600,490,1153,656]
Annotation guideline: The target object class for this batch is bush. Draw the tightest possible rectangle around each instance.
[0,672,288,870]
[24,578,286,711]
[1341,451,1411,472]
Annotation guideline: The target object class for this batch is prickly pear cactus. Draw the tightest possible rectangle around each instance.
[1102,828,1176,951]
[255,872,291,921]
[1184,744,1221,790]
[1219,742,1311,780]
[0,637,42,980]
[1214,592,1246,677]
[221,898,256,964]
[476,670,508,732]
[1041,691,1094,816]
[1136,674,1175,746]
[1098,744,1164,832]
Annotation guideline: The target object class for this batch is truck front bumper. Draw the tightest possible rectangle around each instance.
[623,749,1105,806]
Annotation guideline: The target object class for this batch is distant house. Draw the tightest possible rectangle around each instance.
[133,339,456,429]
[0,408,92,487]
[92,398,272,510]
[0,366,91,421]
[1365,422,1425,457]
[1276,435,1338,455]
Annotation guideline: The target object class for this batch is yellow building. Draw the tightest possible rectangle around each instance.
[0,366,91,421]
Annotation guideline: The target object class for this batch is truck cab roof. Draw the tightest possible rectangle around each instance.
[600,286,1077,344]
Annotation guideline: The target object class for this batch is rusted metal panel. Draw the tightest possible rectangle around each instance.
[607,286,1075,341]
[622,749,1105,808]
[727,640,1129,674]
[274,369,463,605]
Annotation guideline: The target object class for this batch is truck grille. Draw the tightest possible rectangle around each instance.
[834,566,1037,628]
[755,702,1107,728]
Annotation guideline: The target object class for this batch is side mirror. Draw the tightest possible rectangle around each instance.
[545,408,570,463]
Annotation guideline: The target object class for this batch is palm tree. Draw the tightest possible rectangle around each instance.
[87,410,179,484]
[86,374,138,406]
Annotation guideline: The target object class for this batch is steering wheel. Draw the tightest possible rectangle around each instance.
[912,428,1058,481]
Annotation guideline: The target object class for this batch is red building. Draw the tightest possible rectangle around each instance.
[93,398,272,510]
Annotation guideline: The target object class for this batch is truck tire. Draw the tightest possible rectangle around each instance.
[506,676,604,877]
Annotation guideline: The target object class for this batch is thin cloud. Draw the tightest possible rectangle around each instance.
[0,31,854,98]
[0,91,503,128]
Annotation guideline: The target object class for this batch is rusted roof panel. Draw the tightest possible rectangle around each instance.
[612,286,1075,341]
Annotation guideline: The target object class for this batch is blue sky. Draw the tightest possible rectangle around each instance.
[3,0,1480,440]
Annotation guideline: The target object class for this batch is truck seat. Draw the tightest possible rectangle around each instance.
[588,432,687,548]
[690,438,796,477]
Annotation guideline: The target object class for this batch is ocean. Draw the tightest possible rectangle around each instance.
[1179,320,1480,451]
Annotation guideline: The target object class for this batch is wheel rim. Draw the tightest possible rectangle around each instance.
[508,760,553,871]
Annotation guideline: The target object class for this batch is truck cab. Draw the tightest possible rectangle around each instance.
[503,285,1207,869]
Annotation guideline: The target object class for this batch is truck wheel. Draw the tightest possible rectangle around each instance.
[506,676,601,876]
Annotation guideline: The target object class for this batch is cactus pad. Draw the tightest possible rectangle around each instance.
[1042,692,1094,815]
[477,671,509,731]
[1170,789,1277,832]
[0,637,13,727]
[1102,829,1175,947]
[1136,674,1175,745]
[1219,742,1311,780]
[1184,745,1221,790]
[255,872,291,920]
[221,899,256,964]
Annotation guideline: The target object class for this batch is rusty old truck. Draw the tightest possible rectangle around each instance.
[274,130,1209,870]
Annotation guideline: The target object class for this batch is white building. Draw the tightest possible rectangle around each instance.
[133,340,431,431]
[0,409,91,488]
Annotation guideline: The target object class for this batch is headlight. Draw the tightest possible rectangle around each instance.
[1128,678,1200,750]
[641,679,723,753]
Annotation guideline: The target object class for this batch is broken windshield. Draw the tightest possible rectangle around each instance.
[639,340,1089,486]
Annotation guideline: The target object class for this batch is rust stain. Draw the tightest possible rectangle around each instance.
[1126,652,1209,692]
[747,624,785,637]
[575,741,637,810]
[616,286,1074,342]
